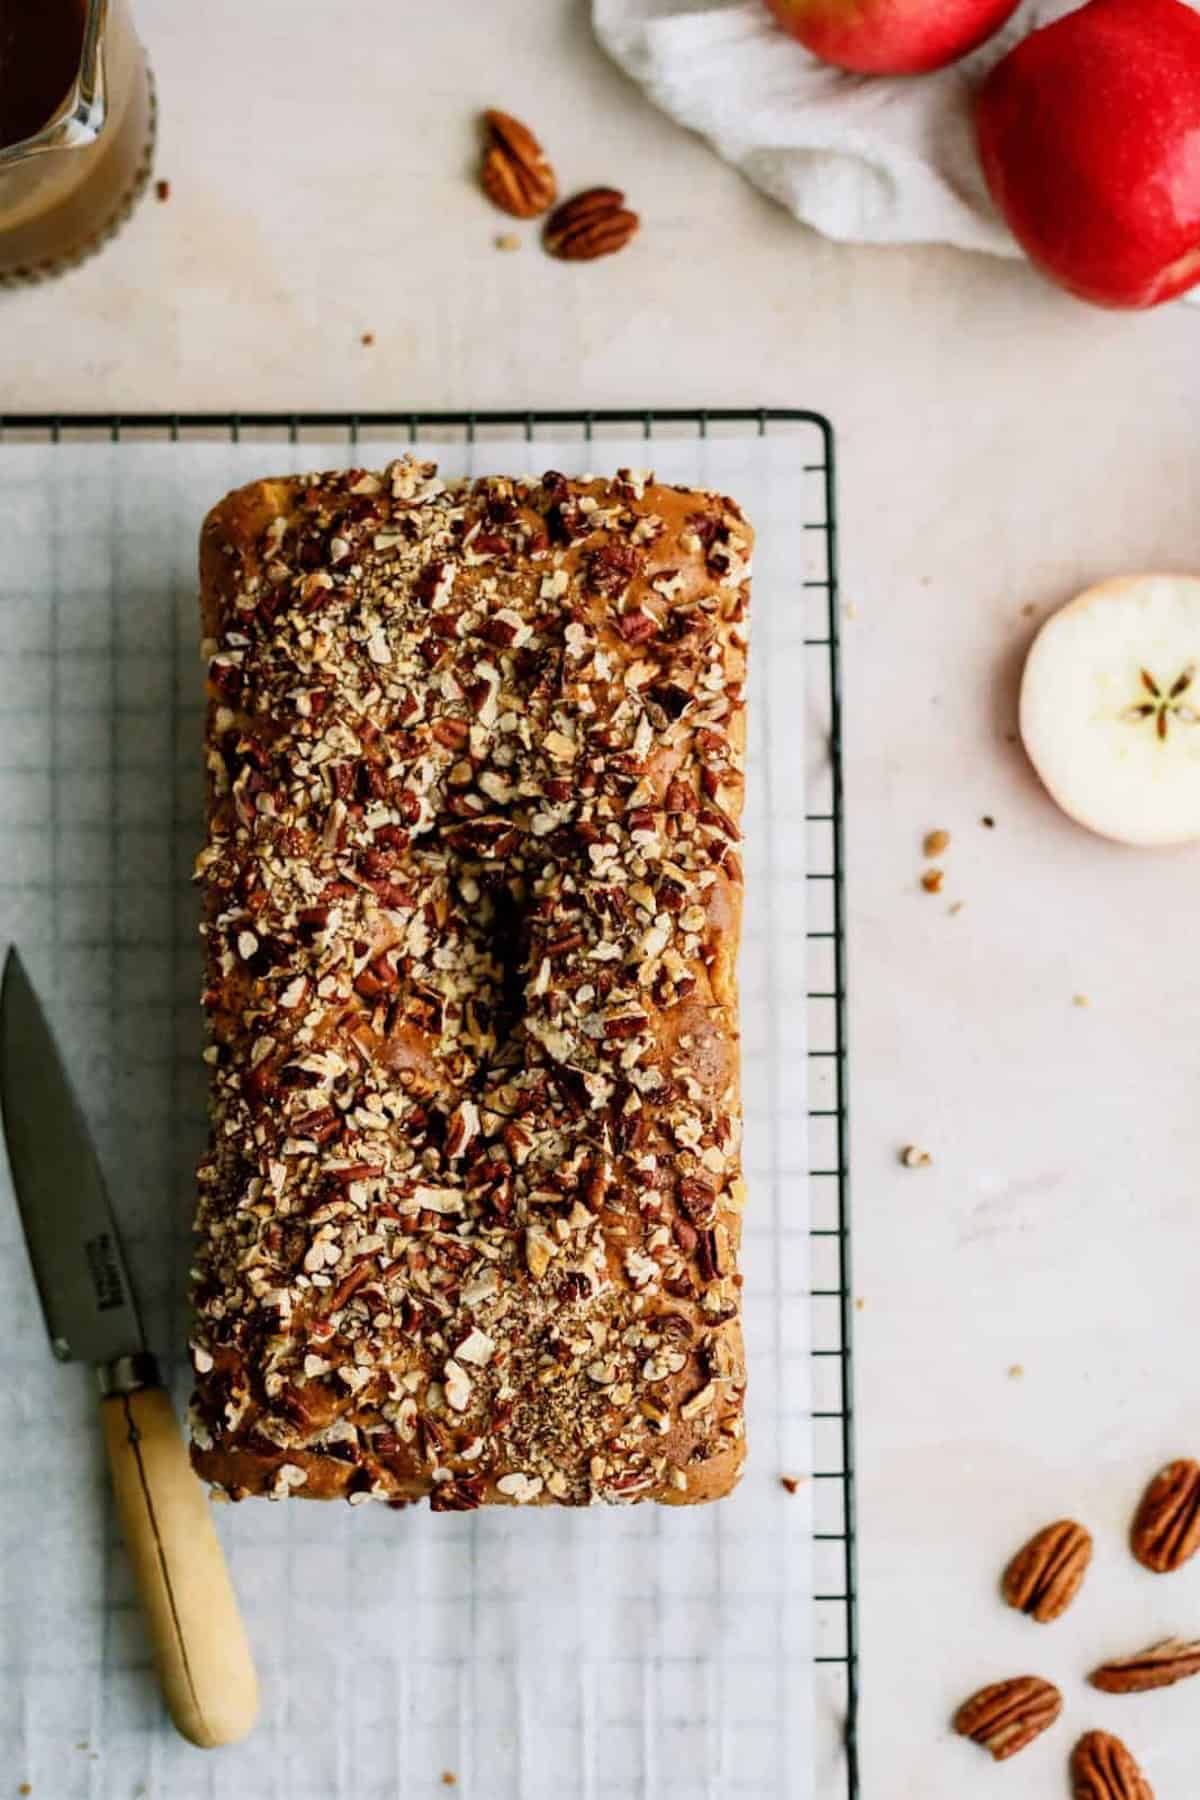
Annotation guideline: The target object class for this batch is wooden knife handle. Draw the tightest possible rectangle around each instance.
[100,1383,259,1747]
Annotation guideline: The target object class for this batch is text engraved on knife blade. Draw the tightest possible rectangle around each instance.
[85,1232,127,1312]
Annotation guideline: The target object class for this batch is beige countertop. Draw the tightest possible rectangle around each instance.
[4,2,1200,1792]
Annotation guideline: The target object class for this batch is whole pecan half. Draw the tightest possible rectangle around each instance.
[543,188,639,262]
[1090,1636,1200,1695]
[480,110,557,219]
[1002,1518,1093,1622]
[1070,1730,1154,1799]
[1130,1457,1200,1572]
[953,1675,1062,1761]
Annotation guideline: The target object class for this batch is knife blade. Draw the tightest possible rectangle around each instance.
[0,944,258,1750]
[0,945,145,1372]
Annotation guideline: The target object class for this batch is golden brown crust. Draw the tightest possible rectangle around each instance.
[190,458,751,1510]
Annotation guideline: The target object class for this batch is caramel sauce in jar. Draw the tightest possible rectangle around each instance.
[0,0,154,283]
[0,0,88,150]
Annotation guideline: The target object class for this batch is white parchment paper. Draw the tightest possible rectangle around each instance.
[0,429,826,1799]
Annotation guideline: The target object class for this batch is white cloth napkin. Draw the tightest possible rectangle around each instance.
[592,0,1135,267]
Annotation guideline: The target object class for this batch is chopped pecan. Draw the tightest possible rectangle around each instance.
[1002,1518,1092,1622]
[292,1106,340,1145]
[546,495,593,543]
[543,187,640,261]
[695,1227,719,1283]
[584,1156,610,1210]
[1070,1730,1154,1799]
[430,1476,487,1512]
[481,611,522,646]
[473,530,510,558]
[557,1270,592,1305]
[328,1162,385,1185]
[953,1676,1062,1762]
[672,1217,698,1255]
[544,929,585,958]
[420,1417,451,1466]
[1090,1637,1200,1695]
[480,110,557,219]
[677,1176,717,1229]
[413,556,449,604]
[443,1100,479,1161]
[1131,1458,1200,1572]
[325,1260,376,1313]
[431,716,470,752]
[603,1011,647,1040]
[586,540,643,599]
[613,608,657,645]
[685,510,720,552]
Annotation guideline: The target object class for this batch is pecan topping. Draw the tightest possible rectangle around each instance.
[1090,1637,1200,1695]
[953,1676,1062,1761]
[192,456,753,1511]
[1002,1518,1092,1622]
[1131,1458,1200,1572]
[1070,1730,1154,1799]
[543,188,639,262]
[480,110,557,219]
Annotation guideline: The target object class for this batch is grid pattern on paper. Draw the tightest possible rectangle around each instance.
[0,412,854,1800]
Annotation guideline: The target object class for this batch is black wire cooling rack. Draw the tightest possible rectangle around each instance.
[0,406,857,1798]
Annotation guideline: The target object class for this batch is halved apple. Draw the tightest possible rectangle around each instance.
[1019,574,1200,847]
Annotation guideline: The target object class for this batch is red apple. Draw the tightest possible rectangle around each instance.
[975,0,1200,309]
[766,0,1020,75]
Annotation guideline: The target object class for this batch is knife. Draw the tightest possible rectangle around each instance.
[0,946,258,1749]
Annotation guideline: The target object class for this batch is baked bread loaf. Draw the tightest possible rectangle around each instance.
[190,456,751,1508]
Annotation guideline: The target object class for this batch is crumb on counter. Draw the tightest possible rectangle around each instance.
[1008,1364,1024,1380]
[842,600,858,619]
[1073,993,1089,1008]
[360,332,375,347]
[947,900,965,916]
[981,815,995,829]
[900,1145,931,1169]
[923,828,950,857]
[19,1784,32,1796]
[780,1474,804,1494]
[495,232,521,252]
[441,1775,458,1790]
[154,178,170,202]
[920,868,944,894]
[855,1297,865,1311]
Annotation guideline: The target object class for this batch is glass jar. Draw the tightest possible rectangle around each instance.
[0,0,155,285]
